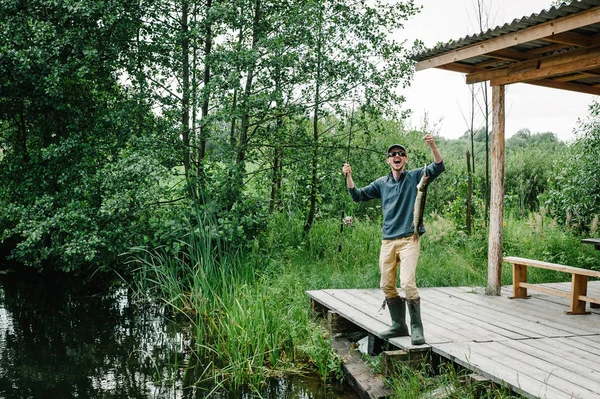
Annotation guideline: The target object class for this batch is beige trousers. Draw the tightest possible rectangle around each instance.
[379,236,421,299]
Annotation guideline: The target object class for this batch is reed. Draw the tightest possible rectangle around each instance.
[128,209,600,396]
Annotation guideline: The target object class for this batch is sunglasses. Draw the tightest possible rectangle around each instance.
[387,151,406,157]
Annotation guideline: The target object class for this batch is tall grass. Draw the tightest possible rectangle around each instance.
[128,209,340,393]
[128,208,600,396]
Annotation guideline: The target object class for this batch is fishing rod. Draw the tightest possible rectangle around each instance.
[338,98,355,253]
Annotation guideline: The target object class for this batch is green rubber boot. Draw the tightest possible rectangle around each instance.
[379,296,409,339]
[407,297,425,345]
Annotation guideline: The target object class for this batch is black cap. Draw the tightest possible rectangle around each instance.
[387,144,406,154]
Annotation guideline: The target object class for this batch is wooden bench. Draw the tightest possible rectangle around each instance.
[503,256,600,315]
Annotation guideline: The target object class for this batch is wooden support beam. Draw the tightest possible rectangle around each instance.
[485,49,538,62]
[436,63,479,74]
[416,6,600,71]
[552,72,599,81]
[527,79,600,95]
[491,53,600,85]
[467,46,600,84]
[543,31,592,46]
[328,311,365,334]
[487,85,505,296]
[381,349,429,377]
[311,298,329,316]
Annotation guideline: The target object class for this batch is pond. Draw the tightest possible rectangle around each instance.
[0,270,359,398]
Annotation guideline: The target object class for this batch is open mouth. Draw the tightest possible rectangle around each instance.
[393,159,402,166]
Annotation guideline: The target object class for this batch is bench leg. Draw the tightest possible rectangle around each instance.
[567,274,590,315]
[509,264,529,299]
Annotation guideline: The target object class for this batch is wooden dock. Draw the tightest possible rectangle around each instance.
[307,281,600,399]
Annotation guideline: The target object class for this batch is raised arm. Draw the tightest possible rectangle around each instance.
[424,134,442,164]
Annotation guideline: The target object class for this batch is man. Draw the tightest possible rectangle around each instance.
[342,134,444,345]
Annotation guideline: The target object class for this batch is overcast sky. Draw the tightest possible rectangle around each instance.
[397,0,598,142]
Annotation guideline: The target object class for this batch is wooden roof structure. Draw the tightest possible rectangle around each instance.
[411,0,600,294]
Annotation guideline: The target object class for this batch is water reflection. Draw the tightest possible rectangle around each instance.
[0,271,358,399]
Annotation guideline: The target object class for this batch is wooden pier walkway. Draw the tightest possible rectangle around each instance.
[307,281,600,399]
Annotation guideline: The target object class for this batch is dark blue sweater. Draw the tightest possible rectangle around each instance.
[349,161,445,239]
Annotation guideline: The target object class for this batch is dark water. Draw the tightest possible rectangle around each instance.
[0,271,358,399]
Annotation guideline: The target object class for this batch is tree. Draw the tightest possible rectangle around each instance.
[0,0,176,272]
[300,0,419,234]
[545,101,600,230]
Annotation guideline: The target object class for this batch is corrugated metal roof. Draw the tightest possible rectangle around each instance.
[412,0,600,62]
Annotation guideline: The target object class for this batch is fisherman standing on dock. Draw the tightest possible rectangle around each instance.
[342,134,444,345]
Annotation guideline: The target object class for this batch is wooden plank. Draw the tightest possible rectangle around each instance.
[503,257,600,277]
[434,341,577,399]
[426,288,543,338]
[497,339,600,393]
[332,337,392,399]
[315,289,431,350]
[466,47,600,84]
[463,340,600,398]
[307,287,600,399]
[425,288,553,339]
[581,238,600,250]
[518,282,572,299]
[339,289,452,346]
[439,286,592,337]
[422,298,529,342]
[552,71,600,81]
[539,282,600,307]
[491,54,600,86]
[569,335,600,357]
[527,42,575,55]
[527,78,600,95]
[350,289,462,345]
[486,48,538,62]
[306,290,390,334]
[486,286,600,335]
[579,293,600,304]
[544,31,592,46]
[415,6,600,71]
[331,289,447,347]
[515,337,600,375]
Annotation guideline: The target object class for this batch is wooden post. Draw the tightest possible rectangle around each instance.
[487,85,505,296]
[568,274,589,314]
[510,263,529,299]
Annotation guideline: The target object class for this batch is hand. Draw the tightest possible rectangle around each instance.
[342,163,352,177]
[423,134,436,148]
[423,134,443,164]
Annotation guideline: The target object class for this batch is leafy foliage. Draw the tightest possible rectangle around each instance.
[0,0,179,272]
[544,101,600,231]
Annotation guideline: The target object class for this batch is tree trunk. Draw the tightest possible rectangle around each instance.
[198,0,212,183]
[181,0,194,198]
[466,150,472,235]
[303,3,323,235]
[231,0,260,209]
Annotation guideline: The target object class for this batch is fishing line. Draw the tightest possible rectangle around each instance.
[338,97,355,253]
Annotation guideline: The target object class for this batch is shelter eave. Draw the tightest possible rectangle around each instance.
[412,1,600,95]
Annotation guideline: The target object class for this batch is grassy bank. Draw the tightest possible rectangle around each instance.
[131,211,600,396]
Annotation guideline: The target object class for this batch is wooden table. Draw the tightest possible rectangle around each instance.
[582,238,600,250]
